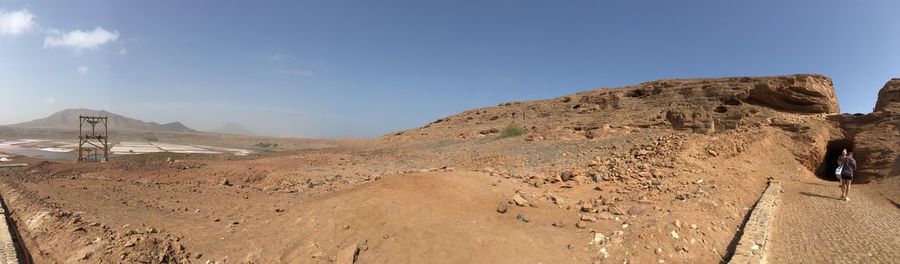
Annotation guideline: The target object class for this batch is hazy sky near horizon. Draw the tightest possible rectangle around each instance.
[1,1,898,137]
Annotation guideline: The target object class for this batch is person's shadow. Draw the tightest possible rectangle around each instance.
[800,191,843,201]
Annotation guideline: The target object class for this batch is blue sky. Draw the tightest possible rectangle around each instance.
[1,0,898,137]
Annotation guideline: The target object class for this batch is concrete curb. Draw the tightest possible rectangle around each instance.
[0,195,19,264]
[729,181,781,264]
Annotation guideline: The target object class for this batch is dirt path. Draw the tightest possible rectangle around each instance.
[768,179,900,264]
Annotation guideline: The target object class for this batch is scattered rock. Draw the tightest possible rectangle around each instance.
[580,201,594,212]
[496,202,508,214]
[560,171,574,182]
[335,244,360,264]
[627,206,646,216]
[591,173,603,183]
[597,212,614,220]
[708,149,718,157]
[219,178,231,186]
[581,215,597,222]
[511,194,528,207]
[516,214,530,223]
[670,230,680,239]
[575,221,587,229]
[608,205,626,215]
[358,239,369,251]
[590,231,606,245]
[552,221,565,227]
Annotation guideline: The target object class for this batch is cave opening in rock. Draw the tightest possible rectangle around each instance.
[817,139,855,181]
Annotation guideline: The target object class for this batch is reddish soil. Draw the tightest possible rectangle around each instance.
[0,74,896,263]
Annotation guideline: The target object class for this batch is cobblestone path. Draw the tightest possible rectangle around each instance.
[768,179,900,264]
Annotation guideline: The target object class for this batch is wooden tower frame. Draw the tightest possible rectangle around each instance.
[77,115,109,162]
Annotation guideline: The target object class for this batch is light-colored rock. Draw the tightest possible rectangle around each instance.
[335,244,360,264]
[512,194,528,207]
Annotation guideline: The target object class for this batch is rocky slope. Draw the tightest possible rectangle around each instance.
[6,108,196,133]
[385,74,838,142]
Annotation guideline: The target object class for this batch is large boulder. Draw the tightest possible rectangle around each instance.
[874,78,900,113]
[745,75,839,114]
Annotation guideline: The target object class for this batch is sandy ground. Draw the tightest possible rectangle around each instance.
[0,75,896,263]
[0,123,850,263]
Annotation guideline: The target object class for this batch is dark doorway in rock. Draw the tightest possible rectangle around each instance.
[818,139,854,181]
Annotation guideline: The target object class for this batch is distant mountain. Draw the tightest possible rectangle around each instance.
[7,108,197,133]
[208,122,256,136]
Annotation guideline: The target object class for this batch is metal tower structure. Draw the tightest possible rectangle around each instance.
[77,115,109,162]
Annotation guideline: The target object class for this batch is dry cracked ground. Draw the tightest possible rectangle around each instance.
[0,74,897,263]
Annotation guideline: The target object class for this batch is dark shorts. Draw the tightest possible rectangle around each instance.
[841,174,854,181]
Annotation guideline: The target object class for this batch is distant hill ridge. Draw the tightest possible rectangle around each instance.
[208,122,256,136]
[7,108,197,133]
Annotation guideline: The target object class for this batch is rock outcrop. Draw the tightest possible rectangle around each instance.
[843,79,900,182]
[874,78,900,113]
[385,74,840,141]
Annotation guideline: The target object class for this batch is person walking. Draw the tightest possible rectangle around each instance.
[838,150,857,201]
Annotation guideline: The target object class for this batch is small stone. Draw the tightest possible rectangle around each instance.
[591,173,603,183]
[708,150,718,157]
[552,221,565,227]
[516,214,530,223]
[335,244,360,264]
[219,178,231,186]
[689,224,698,229]
[627,206,646,216]
[275,208,285,213]
[590,231,607,245]
[560,171,574,182]
[358,239,369,251]
[670,230,680,239]
[674,220,683,229]
[608,205,626,215]
[597,212,615,220]
[496,202,508,214]
[580,201,594,212]
[512,194,528,206]
[550,195,565,205]
[581,215,597,222]
[575,221,587,229]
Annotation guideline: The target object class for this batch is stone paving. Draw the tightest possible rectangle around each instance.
[731,181,781,264]
[768,180,900,264]
[0,197,19,264]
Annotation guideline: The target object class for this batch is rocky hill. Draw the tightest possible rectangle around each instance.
[386,74,838,140]
[386,73,897,182]
[6,108,197,133]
